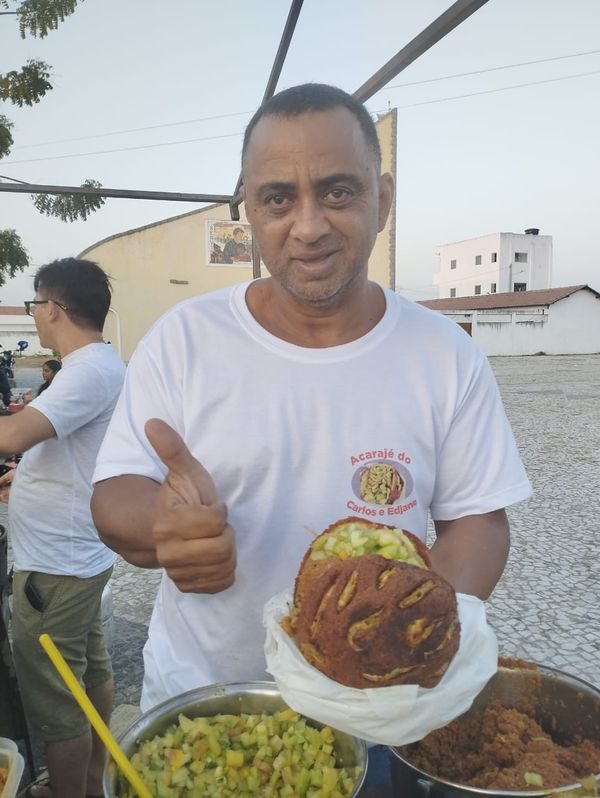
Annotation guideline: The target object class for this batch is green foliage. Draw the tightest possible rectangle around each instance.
[0,0,102,284]
[0,59,52,106]
[1,0,82,39]
[0,115,14,158]
[32,179,105,221]
[0,229,29,284]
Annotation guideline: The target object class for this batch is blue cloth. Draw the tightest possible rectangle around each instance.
[363,744,392,787]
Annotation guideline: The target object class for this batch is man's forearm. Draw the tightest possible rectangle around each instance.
[91,475,161,568]
[0,407,56,455]
[430,509,510,600]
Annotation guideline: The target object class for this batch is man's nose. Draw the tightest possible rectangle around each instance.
[289,197,330,243]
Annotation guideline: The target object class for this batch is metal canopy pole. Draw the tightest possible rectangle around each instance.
[353,0,490,102]
[0,181,234,206]
[260,0,304,110]
[229,0,304,278]
[0,0,491,280]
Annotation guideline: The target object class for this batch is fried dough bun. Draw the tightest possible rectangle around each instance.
[293,517,431,612]
[284,517,460,689]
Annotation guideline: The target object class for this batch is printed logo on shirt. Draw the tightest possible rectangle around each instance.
[346,449,417,519]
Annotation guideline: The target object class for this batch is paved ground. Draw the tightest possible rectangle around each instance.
[3,353,600,790]
[486,354,600,681]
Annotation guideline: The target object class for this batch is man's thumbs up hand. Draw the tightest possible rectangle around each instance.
[146,418,219,507]
[145,418,236,594]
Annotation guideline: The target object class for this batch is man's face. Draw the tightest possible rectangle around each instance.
[243,107,393,306]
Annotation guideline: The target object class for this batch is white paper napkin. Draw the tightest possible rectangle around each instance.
[264,590,497,746]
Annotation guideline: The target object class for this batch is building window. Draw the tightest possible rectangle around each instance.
[490,283,497,293]
[474,285,481,295]
[514,252,527,263]
[450,259,456,270]
[513,282,527,292]
[450,288,456,298]
[475,255,482,265]
[491,252,497,263]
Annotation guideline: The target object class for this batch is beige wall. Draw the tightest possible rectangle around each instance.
[81,110,398,360]
[82,203,254,359]
[369,109,397,291]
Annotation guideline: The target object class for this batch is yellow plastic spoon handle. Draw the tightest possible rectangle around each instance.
[39,633,152,798]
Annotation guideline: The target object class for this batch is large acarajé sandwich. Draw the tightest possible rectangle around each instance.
[282,517,460,689]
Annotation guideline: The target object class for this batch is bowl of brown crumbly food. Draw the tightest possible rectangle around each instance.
[389,659,600,798]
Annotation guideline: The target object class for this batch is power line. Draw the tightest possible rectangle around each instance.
[3,69,599,167]
[11,49,600,152]
[390,69,600,110]
[12,110,254,150]
[384,48,600,89]
[1,130,244,166]
[0,173,30,184]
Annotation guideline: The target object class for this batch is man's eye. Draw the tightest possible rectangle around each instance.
[266,194,290,208]
[325,188,351,204]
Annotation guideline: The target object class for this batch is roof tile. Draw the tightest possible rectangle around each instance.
[418,285,598,311]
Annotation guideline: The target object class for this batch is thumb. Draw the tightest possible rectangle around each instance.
[145,418,195,475]
[145,418,218,505]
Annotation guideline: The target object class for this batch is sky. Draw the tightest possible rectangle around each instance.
[0,0,599,304]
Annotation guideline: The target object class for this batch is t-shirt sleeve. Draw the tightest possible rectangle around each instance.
[92,339,178,485]
[29,360,111,438]
[430,350,532,520]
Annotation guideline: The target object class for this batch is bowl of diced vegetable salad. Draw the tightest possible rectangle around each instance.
[103,680,368,798]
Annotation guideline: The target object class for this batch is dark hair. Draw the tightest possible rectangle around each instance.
[37,359,62,396]
[242,83,381,170]
[43,359,62,375]
[232,227,244,236]
[33,258,112,332]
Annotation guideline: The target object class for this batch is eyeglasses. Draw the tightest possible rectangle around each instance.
[24,299,68,316]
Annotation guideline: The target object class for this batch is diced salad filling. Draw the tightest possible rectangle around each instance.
[310,521,424,566]
[118,708,359,798]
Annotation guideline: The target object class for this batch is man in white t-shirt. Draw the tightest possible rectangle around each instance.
[0,258,125,798]
[91,85,531,717]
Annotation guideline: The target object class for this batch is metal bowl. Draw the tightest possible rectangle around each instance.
[389,663,600,798]
[103,680,368,797]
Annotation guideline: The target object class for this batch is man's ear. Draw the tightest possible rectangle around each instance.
[47,300,62,322]
[377,172,395,233]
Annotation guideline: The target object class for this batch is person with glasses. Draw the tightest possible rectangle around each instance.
[0,258,125,798]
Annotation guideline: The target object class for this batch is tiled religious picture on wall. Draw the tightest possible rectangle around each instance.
[207,220,253,266]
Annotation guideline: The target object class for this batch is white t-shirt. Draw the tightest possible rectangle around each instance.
[93,284,532,710]
[10,342,125,578]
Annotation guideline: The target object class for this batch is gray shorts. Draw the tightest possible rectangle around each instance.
[11,567,113,742]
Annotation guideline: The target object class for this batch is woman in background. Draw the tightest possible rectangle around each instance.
[37,358,62,396]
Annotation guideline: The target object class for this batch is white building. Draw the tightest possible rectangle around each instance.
[420,285,600,356]
[433,228,552,299]
[0,306,48,355]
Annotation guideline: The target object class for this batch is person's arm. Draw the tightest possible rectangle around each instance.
[0,467,16,502]
[0,406,56,456]
[429,509,510,600]
[91,474,161,567]
[92,419,236,593]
